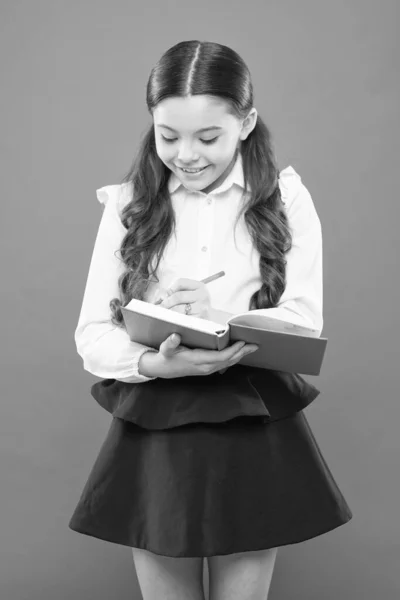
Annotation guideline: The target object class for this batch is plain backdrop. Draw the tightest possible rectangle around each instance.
[1,1,399,599]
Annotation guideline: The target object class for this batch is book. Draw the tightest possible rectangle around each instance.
[121,299,328,376]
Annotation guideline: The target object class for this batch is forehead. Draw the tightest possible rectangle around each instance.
[153,95,233,131]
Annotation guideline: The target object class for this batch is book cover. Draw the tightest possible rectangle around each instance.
[121,299,328,375]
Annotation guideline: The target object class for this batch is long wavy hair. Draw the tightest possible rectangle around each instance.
[109,40,292,326]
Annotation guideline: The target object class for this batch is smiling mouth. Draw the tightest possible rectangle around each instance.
[178,165,209,174]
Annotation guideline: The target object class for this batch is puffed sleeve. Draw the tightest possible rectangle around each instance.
[74,183,158,382]
[253,166,323,336]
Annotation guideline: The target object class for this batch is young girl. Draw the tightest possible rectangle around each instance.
[69,40,352,599]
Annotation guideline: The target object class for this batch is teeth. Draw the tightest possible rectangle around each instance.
[182,167,205,173]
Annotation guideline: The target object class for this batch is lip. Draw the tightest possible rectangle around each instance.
[177,165,210,176]
[177,165,209,170]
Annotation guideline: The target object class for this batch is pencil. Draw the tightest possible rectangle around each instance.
[201,270,225,284]
[154,271,225,304]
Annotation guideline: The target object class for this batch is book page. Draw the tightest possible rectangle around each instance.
[227,309,320,338]
[125,298,229,336]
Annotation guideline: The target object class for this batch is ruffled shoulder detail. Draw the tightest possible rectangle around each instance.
[95,182,133,215]
[96,184,120,206]
[279,165,302,206]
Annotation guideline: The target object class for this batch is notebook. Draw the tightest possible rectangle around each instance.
[121,298,328,376]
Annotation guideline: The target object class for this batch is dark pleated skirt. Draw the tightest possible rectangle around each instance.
[68,365,352,558]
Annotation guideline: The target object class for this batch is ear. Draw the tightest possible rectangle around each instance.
[239,108,258,141]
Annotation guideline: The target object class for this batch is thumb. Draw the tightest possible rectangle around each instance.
[159,333,181,356]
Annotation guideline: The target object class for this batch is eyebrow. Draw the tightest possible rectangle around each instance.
[157,124,223,133]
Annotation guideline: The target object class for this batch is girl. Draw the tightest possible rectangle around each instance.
[69,40,352,600]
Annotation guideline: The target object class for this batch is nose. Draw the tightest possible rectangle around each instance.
[176,141,199,163]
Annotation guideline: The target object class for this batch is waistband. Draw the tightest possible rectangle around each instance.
[90,364,321,430]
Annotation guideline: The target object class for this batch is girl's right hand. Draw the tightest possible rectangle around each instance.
[138,334,258,379]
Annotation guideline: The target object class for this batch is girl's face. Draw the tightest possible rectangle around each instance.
[153,95,257,194]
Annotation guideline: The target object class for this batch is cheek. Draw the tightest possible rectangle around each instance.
[155,140,229,165]
[213,148,232,166]
[213,139,233,160]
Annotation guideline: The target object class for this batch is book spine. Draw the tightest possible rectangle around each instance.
[217,330,230,350]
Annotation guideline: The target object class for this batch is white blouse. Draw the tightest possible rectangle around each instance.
[74,152,323,383]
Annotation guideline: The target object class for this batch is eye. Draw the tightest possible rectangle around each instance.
[161,135,219,145]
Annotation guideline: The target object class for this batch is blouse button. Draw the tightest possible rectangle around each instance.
[207,197,212,205]
[201,246,208,252]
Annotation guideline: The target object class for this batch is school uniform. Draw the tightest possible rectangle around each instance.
[68,152,352,558]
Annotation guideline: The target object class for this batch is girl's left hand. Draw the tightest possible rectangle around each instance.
[156,278,212,319]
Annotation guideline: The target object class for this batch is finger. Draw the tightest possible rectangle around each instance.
[199,341,246,365]
[159,333,181,356]
[153,287,170,304]
[217,344,256,374]
[167,278,203,294]
[216,343,258,368]
[228,344,259,366]
[168,300,204,316]
[161,290,198,309]
[218,341,248,362]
